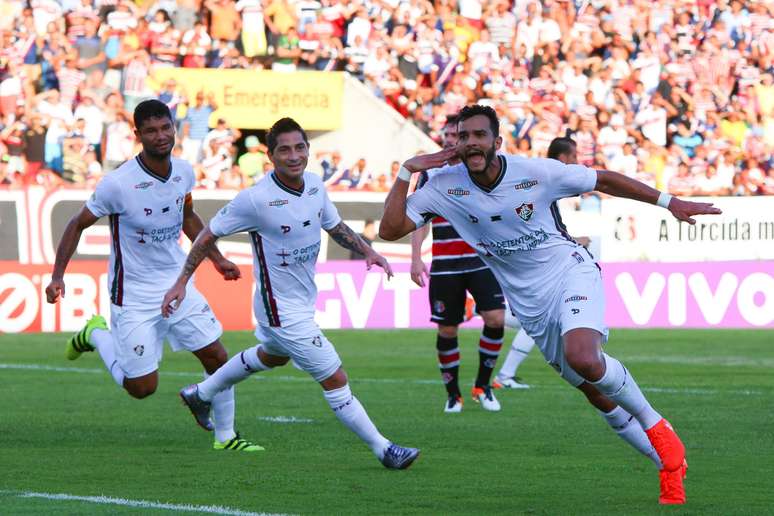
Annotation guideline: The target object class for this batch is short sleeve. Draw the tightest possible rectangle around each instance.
[406,180,440,229]
[85,176,122,218]
[320,189,342,230]
[209,189,261,237]
[540,159,598,199]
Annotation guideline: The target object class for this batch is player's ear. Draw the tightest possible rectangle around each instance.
[495,135,503,150]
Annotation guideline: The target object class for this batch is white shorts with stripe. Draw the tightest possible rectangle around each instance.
[519,262,608,387]
[110,285,223,378]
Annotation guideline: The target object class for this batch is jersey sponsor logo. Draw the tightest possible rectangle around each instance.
[134,345,144,356]
[201,304,211,313]
[447,187,470,197]
[565,295,588,303]
[477,229,549,255]
[303,220,311,227]
[312,335,322,347]
[277,248,290,266]
[162,206,170,213]
[136,229,147,243]
[514,179,538,191]
[572,251,585,263]
[144,208,152,216]
[134,181,153,190]
[468,214,479,223]
[308,187,319,196]
[269,199,289,207]
[175,195,184,212]
[571,308,581,315]
[490,215,502,222]
[281,225,291,234]
[515,202,534,221]
[172,175,182,183]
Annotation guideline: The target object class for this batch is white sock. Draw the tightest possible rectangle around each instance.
[504,310,521,329]
[91,328,125,387]
[591,354,662,430]
[497,328,535,379]
[323,384,390,459]
[600,406,662,469]
[204,372,236,443]
[198,345,270,402]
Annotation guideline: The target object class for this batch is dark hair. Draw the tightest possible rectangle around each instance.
[444,114,459,127]
[133,99,172,130]
[267,117,308,154]
[547,137,576,160]
[457,104,499,137]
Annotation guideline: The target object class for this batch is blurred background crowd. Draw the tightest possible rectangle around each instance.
[0,0,772,195]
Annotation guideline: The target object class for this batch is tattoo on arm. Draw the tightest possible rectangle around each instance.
[179,231,217,282]
[327,221,371,255]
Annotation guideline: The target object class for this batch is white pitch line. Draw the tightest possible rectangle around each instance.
[0,363,765,396]
[623,355,774,368]
[10,491,292,516]
[257,416,315,424]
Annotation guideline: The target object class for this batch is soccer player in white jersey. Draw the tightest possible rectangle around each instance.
[161,117,420,469]
[497,136,581,389]
[45,100,262,452]
[380,104,722,504]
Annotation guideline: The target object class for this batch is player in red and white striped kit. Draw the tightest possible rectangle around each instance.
[410,114,506,414]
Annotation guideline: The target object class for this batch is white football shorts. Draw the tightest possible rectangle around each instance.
[254,320,342,383]
[520,262,609,387]
[110,285,223,378]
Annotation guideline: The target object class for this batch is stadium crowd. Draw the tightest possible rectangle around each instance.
[0,0,772,195]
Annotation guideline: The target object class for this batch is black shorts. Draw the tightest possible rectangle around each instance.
[428,268,505,326]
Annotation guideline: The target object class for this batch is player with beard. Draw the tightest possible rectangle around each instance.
[380,104,723,504]
[410,114,506,413]
[45,100,263,452]
[163,117,420,469]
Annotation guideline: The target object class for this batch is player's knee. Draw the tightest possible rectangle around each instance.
[480,309,504,328]
[126,383,157,399]
[320,368,348,390]
[437,325,458,339]
[565,348,604,379]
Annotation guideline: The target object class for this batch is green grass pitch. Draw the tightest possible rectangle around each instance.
[1,329,772,515]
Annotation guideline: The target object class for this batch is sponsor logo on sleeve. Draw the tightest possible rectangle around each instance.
[175,196,184,212]
[447,187,470,197]
[515,203,534,221]
[172,176,182,183]
[308,187,319,196]
[514,179,539,191]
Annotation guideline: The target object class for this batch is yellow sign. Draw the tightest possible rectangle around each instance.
[151,68,344,130]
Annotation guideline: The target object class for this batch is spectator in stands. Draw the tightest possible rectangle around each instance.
[181,91,217,163]
[326,157,371,190]
[237,135,267,185]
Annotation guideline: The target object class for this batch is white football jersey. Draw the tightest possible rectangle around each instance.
[209,172,341,328]
[86,155,195,307]
[406,154,598,320]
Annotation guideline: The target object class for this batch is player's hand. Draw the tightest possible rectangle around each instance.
[161,281,187,318]
[213,257,241,281]
[402,147,459,173]
[410,259,429,287]
[45,278,65,304]
[365,250,393,279]
[668,197,722,224]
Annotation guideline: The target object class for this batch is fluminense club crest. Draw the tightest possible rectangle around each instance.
[515,203,534,221]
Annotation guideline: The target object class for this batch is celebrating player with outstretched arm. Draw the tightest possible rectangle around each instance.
[45,99,263,452]
[162,117,420,470]
[380,104,721,504]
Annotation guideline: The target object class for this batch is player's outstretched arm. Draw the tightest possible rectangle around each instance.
[45,206,99,304]
[410,224,430,287]
[162,227,220,317]
[595,170,722,224]
[380,147,457,241]
[182,194,241,281]
[326,221,393,278]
